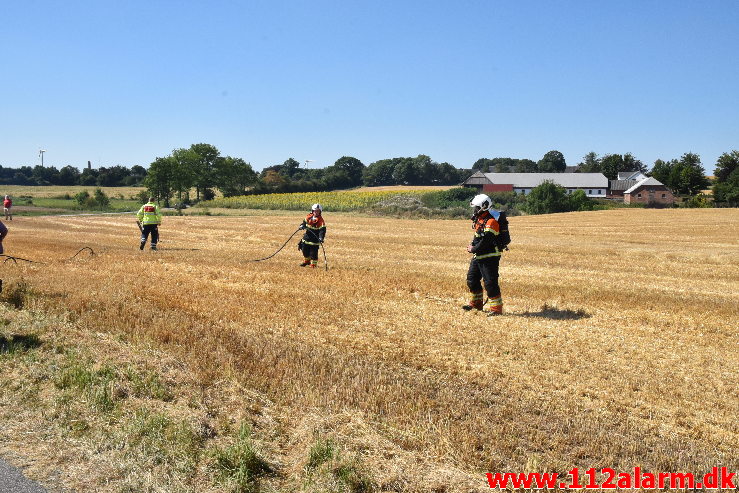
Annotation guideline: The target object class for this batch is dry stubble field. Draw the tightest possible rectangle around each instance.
[1,208,738,491]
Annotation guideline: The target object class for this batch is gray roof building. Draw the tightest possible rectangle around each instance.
[624,177,665,194]
[469,172,608,188]
[617,171,648,181]
[609,179,639,191]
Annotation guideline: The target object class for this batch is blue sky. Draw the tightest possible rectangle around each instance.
[2,0,737,172]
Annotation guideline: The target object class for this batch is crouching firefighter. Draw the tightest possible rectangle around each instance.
[136,196,162,251]
[297,203,326,268]
[463,194,505,315]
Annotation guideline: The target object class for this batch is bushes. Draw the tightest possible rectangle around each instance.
[524,182,596,214]
[523,181,571,214]
[421,188,524,215]
[680,194,712,208]
[73,188,110,209]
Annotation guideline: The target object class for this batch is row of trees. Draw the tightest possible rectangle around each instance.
[144,148,469,202]
[2,145,737,206]
[577,152,647,179]
[650,153,711,195]
[0,164,146,187]
[361,155,466,186]
[144,144,257,206]
[711,151,739,204]
[472,151,568,173]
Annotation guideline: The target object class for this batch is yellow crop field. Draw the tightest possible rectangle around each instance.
[1,208,737,491]
[206,190,428,211]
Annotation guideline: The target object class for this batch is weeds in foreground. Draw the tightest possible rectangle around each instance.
[304,436,375,493]
[211,423,273,492]
[53,352,118,413]
[0,279,32,309]
[124,410,203,474]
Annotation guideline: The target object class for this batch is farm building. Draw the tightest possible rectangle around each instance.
[462,171,609,197]
[623,177,675,206]
[608,171,649,199]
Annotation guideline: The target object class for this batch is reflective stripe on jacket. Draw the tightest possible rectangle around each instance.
[469,210,501,259]
[302,213,326,245]
[137,202,162,225]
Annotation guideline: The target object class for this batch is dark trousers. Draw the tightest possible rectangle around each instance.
[302,243,319,261]
[141,224,159,247]
[467,256,501,298]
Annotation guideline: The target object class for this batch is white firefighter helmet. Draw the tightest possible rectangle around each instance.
[470,194,491,212]
[311,203,322,212]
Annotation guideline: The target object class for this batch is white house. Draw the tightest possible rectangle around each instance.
[462,172,609,198]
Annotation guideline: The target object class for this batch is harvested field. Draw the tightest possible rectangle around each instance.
[1,185,145,199]
[0,208,737,491]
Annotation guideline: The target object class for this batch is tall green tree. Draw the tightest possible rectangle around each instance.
[537,150,567,172]
[675,153,709,195]
[578,152,601,172]
[171,148,198,204]
[331,156,365,187]
[650,159,672,184]
[713,150,739,182]
[491,157,515,173]
[280,158,301,178]
[623,153,647,173]
[363,159,396,186]
[144,156,176,206]
[58,165,81,185]
[649,153,709,195]
[392,158,417,185]
[599,153,646,180]
[514,159,538,173]
[214,157,257,197]
[472,158,494,172]
[599,154,624,180]
[412,155,434,184]
[435,162,459,184]
[189,143,220,201]
[712,150,739,204]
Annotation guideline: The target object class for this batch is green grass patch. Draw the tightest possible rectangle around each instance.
[124,410,203,474]
[304,435,375,492]
[27,197,141,212]
[306,437,338,471]
[211,422,273,492]
[124,366,173,401]
[54,352,119,413]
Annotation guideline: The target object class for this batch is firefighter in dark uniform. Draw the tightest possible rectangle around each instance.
[463,194,504,315]
[298,203,326,268]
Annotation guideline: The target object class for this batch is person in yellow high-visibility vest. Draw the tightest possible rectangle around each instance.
[136,197,162,251]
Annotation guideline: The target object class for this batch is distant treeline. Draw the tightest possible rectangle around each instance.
[0,165,147,187]
[3,146,737,206]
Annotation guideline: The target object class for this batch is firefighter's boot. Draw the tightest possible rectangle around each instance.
[299,258,311,267]
[139,239,145,250]
[462,291,484,311]
[486,296,503,316]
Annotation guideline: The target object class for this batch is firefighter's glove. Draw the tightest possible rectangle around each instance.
[299,224,306,230]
